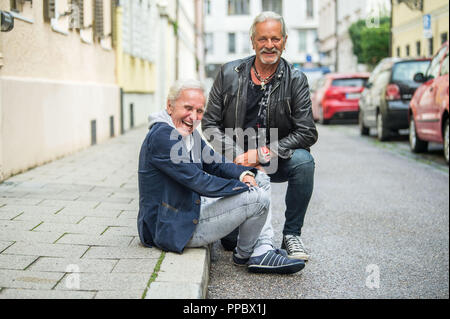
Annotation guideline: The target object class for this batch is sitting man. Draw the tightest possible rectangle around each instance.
[137,79,305,274]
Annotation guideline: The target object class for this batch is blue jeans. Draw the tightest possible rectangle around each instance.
[268,149,315,237]
[186,172,274,258]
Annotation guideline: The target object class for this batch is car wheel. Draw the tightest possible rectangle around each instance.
[444,119,449,165]
[359,110,370,136]
[409,117,428,153]
[376,112,389,141]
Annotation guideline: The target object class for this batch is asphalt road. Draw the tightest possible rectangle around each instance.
[207,123,449,299]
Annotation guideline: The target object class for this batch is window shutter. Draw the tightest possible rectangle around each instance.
[77,0,84,28]
[94,0,104,39]
[111,0,117,47]
[43,0,56,21]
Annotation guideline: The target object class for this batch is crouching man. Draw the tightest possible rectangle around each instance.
[137,79,305,274]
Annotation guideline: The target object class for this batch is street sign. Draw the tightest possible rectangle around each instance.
[423,14,432,39]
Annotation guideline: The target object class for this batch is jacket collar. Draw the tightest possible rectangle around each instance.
[235,55,286,80]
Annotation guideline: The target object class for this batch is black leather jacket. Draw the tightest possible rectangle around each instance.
[202,56,318,160]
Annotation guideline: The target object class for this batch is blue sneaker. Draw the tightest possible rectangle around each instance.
[232,248,249,267]
[247,249,305,274]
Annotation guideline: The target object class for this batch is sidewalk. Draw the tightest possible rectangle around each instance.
[0,126,210,299]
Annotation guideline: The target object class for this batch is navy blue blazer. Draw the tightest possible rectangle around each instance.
[137,122,255,253]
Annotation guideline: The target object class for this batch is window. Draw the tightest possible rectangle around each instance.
[10,0,31,13]
[428,37,434,57]
[10,0,34,20]
[262,0,283,15]
[331,78,367,87]
[205,0,211,15]
[228,0,249,15]
[426,45,448,79]
[94,0,104,40]
[205,33,214,54]
[441,32,448,44]
[241,32,251,54]
[228,33,236,53]
[392,60,430,82]
[440,53,448,76]
[406,44,410,57]
[416,41,421,56]
[306,0,314,18]
[298,30,307,52]
[397,47,401,57]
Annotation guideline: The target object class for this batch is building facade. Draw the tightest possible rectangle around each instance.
[0,0,119,182]
[204,0,319,81]
[0,0,204,182]
[391,0,449,58]
[318,0,390,73]
[116,0,204,133]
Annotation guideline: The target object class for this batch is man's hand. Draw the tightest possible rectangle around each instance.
[234,149,259,167]
[242,174,257,187]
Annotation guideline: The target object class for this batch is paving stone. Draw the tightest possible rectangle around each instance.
[101,226,137,237]
[13,213,82,224]
[112,259,158,273]
[145,282,203,299]
[55,233,133,247]
[56,207,121,218]
[33,222,107,235]
[82,246,161,260]
[0,220,43,231]
[0,241,14,253]
[54,272,150,291]
[118,210,138,219]
[0,269,64,289]
[95,202,138,211]
[0,210,23,220]
[38,199,99,209]
[0,288,95,299]
[156,249,209,285]
[0,230,62,244]
[2,242,89,258]
[0,255,38,270]
[94,290,143,299]
[77,216,136,227]
[0,198,43,206]
[28,257,117,273]
[0,204,62,215]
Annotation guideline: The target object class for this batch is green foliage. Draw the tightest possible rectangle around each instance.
[349,17,390,67]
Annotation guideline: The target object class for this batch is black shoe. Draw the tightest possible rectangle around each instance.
[220,227,239,251]
[247,249,305,274]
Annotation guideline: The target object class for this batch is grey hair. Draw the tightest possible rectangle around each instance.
[250,11,287,40]
[167,79,205,105]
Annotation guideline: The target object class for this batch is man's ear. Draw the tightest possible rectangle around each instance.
[166,101,172,115]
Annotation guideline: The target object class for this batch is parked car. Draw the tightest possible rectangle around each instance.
[409,42,449,164]
[358,57,430,140]
[311,73,370,124]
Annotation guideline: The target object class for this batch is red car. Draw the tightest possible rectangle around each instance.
[409,41,449,164]
[311,73,370,124]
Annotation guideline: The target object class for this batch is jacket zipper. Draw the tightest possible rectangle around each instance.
[235,68,242,147]
[267,81,281,130]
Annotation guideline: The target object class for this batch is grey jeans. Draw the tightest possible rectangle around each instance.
[186,171,274,258]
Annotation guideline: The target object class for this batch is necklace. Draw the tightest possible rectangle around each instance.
[252,64,276,90]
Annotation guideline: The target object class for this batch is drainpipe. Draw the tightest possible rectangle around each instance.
[175,0,179,80]
[389,0,393,57]
[335,0,339,72]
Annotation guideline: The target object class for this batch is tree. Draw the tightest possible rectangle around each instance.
[349,17,390,68]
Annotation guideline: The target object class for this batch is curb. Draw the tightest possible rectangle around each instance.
[144,246,210,299]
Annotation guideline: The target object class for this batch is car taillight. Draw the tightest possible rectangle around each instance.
[325,89,345,100]
[386,84,401,101]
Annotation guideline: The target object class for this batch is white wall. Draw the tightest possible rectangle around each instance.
[205,0,319,70]
[0,77,119,179]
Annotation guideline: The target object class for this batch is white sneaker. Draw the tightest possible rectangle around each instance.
[282,235,310,261]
